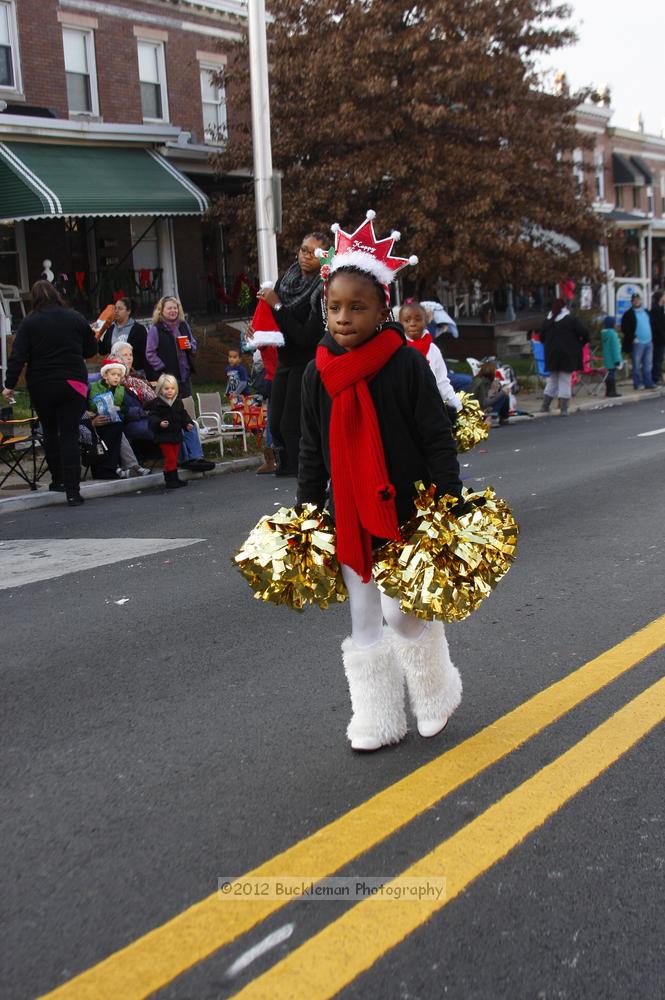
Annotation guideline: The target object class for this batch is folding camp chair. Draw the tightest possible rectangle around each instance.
[580,343,608,395]
[195,392,247,458]
[530,336,549,388]
[0,415,46,490]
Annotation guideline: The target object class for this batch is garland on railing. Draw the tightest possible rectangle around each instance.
[54,270,163,303]
[207,272,258,309]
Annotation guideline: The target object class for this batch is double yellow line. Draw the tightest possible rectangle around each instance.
[41,614,665,1000]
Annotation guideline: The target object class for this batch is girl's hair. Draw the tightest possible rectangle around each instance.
[550,297,567,320]
[109,340,133,359]
[327,265,388,308]
[479,361,497,379]
[115,296,135,314]
[30,280,65,312]
[398,301,427,321]
[155,373,179,396]
[152,296,185,325]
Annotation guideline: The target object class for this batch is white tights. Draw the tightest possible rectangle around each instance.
[342,565,427,649]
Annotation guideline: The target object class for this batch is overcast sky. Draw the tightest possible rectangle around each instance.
[541,0,665,136]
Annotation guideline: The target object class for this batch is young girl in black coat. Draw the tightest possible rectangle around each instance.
[297,213,463,752]
[146,374,194,489]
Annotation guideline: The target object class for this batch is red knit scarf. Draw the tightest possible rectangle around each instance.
[406,332,432,357]
[316,329,403,582]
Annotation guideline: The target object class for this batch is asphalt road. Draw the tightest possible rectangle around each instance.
[2,396,665,1000]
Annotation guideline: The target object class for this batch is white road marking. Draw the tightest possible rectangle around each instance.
[0,538,204,590]
[225,923,295,979]
[637,427,665,437]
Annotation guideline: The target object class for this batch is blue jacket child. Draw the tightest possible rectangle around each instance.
[600,317,622,398]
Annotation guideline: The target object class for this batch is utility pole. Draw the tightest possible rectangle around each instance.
[247,0,279,285]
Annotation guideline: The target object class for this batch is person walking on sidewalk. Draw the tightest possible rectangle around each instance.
[539,298,589,415]
[1,280,97,506]
[649,290,665,386]
[600,316,622,398]
[621,293,655,390]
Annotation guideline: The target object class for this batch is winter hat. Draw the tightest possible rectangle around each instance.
[100,358,126,378]
[602,316,616,329]
[248,296,285,348]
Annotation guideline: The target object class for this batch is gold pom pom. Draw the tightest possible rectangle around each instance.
[373,483,519,622]
[455,391,490,453]
[234,504,347,611]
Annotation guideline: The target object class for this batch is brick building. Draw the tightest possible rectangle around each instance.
[0,0,248,323]
[575,101,665,314]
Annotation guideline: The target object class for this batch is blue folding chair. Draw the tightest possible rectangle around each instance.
[530,337,549,385]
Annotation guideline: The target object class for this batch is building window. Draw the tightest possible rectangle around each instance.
[137,40,168,121]
[632,186,641,210]
[200,66,227,143]
[615,186,624,209]
[647,186,654,216]
[62,27,98,115]
[0,1,20,92]
[594,151,605,200]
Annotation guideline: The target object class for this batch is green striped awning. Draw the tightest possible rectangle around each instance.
[0,141,209,220]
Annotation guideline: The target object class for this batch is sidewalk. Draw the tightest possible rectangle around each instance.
[509,377,665,420]
[2,379,664,515]
[0,455,261,516]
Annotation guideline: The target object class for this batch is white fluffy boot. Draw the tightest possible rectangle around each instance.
[341,634,407,751]
[391,622,462,738]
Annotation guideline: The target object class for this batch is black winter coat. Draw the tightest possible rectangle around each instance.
[541,314,589,373]
[145,396,193,444]
[4,305,97,390]
[620,307,654,352]
[272,286,325,369]
[99,322,154,377]
[297,326,462,531]
[649,305,665,347]
[148,320,196,382]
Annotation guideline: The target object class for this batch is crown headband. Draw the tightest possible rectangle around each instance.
[315,210,418,294]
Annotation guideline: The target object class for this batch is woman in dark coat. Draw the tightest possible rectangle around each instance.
[539,298,589,415]
[257,231,330,475]
[98,297,152,377]
[1,281,97,505]
[650,290,665,386]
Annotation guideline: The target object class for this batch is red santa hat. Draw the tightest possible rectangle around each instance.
[100,358,126,378]
[248,297,285,348]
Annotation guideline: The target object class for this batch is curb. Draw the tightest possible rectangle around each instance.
[0,455,261,516]
[526,385,665,419]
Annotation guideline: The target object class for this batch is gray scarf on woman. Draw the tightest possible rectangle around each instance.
[275,262,321,314]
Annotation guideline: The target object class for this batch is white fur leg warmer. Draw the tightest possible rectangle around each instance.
[391,622,462,737]
[341,634,407,750]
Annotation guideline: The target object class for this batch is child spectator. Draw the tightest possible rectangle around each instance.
[469,361,510,425]
[399,301,462,421]
[297,213,463,752]
[225,349,250,400]
[250,345,278,473]
[600,316,622,398]
[88,359,150,478]
[110,341,214,473]
[146,374,194,489]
